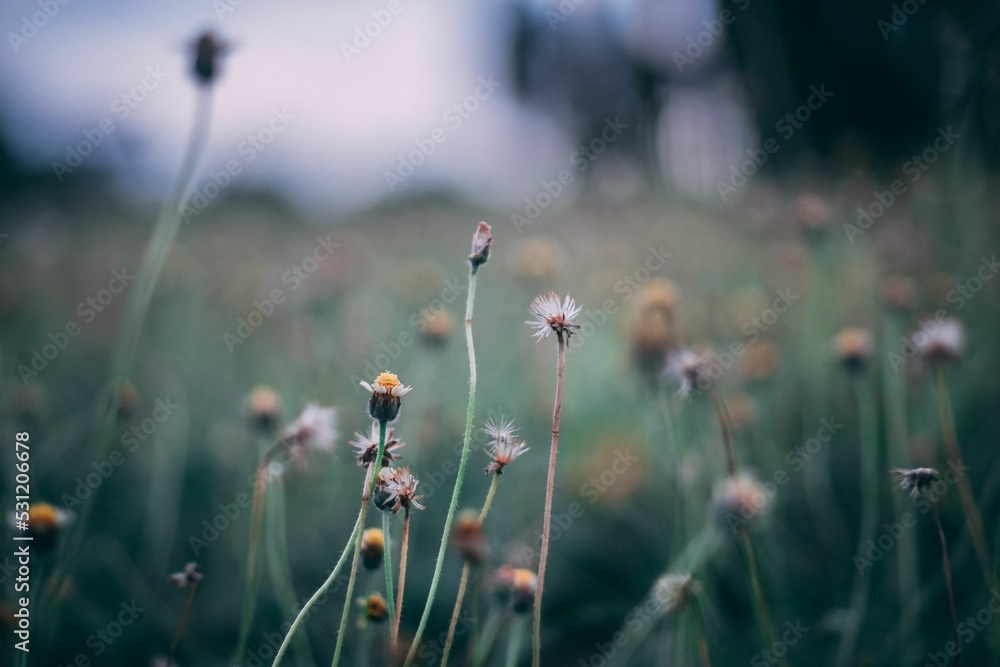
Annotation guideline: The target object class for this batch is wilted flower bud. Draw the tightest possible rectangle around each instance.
[191,31,229,85]
[510,568,537,614]
[364,593,389,623]
[892,467,941,499]
[452,510,490,565]
[468,221,493,273]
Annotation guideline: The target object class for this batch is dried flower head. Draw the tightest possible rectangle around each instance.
[452,510,490,564]
[381,467,425,514]
[418,308,456,349]
[282,403,337,453]
[169,562,203,588]
[526,292,582,341]
[468,221,493,273]
[245,385,283,432]
[483,418,528,475]
[665,348,711,396]
[833,326,874,374]
[913,317,965,365]
[363,593,389,623]
[360,371,413,422]
[351,421,406,469]
[191,31,229,85]
[711,474,770,529]
[651,572,703,614]
[892,467,941,499]
[361,528,385,570]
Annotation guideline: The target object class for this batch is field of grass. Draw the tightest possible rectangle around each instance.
[3,146,1000,666]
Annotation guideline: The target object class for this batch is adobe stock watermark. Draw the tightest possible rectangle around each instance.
[339,0,407,62]
[56,599,145,665]
[923,589,1000,666]
[7,0,73,54]
[60,397,181,511]
[17,268,135,383]
[672,0,752,73]
[545,0,588,29]
[52,66,169,182]
[383,75,501,192]
[716,85,834,201]
[843,126,960,243]
[181,107,296,223]
[853,460,967,575]
[511,116,630,232]
[751,621,810,666]
[222,234,339,352]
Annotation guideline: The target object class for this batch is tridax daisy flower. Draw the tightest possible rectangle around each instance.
[483,418,529,475]
[282,403,337,453]
[525,292,582,341]
[245,385,283,432]
[833,326,874,374]
[360,371,413,422]
[892,467,941,499]
[913,317,966,365]
[8,502,73,553]
[664,348,711,396]
[351,421,406,469]
[169,562,204,589]
[360,528,385,570]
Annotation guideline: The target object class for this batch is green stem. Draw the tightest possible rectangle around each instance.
[739,526,783,667]
[404,270,480,667]
[836,377,880,667]
[272,512,363,667]
[234,441,286,665]
[533,332,566,667]
[689,598,711,667]
[266,483,316,667]
[504,616,526,667]
[441,475,503,665]
[934,366,994,589]
[332,421,388,667]
[930,500,961,667]
[383,511,396,629]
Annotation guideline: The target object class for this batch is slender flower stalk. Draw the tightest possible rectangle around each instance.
[893,467,960,666]
[525,291,581,667]
[235,405,337,665]
[168,563,203,666]
[934,366,994,588]
[404,222,492,667]
[391,508,411,656]
[504,616,527,667]
[689,597,712,667]
[332,420,388,667]
[382,512,396,629]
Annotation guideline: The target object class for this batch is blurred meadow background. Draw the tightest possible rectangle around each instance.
[2,0,1000,665]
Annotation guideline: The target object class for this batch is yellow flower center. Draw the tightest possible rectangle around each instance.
[373,371,401,391]
[29,503,59,529]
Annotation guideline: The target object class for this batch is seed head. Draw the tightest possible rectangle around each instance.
[468,221,493,273]
[833,326,873,374]
[483,418,528,475]
[913,317,965,365]
[361,528,385,570]
[282,403,338,453]
[360,371,413,422]
[382,467,425,514]
[526,292,582,341]
[351,421,406,469]
[169,562,203,589]
[892,467,941,499]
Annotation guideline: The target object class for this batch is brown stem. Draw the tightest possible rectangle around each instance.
[934,366,994,589]
[169,581,199,666]
[707,386,738,477]
[533,332,566,667]
[391,509,410,659]
[739,526,784,667]
[689,597,712,667]
[441,564,472,666]
[930,499,961,667]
